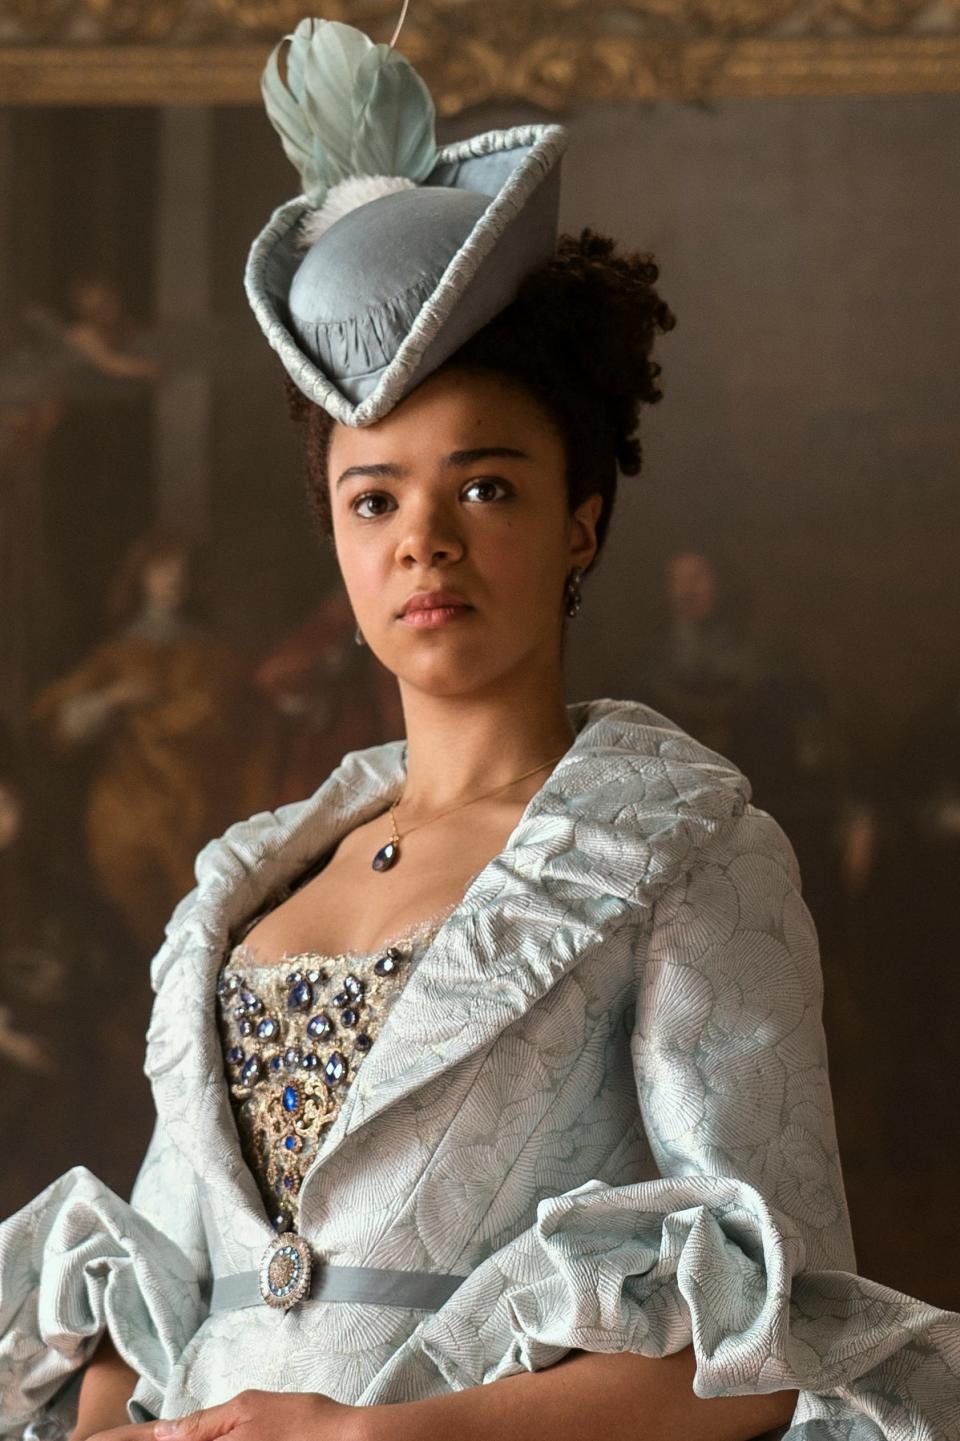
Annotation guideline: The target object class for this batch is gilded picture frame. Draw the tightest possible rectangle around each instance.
[2,0,960,107]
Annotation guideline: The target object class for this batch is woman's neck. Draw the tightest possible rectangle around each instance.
[396,672,576,818]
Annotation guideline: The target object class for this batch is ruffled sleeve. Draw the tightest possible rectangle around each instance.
[0,1162,205,1439]
[360,809,960,1439]
[0,891,211,1439]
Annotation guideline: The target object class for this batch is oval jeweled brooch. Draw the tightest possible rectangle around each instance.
[258,1232,313,1310]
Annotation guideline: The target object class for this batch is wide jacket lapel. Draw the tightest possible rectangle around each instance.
[306,699,753,1169]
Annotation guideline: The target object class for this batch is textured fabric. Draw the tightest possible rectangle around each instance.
[244,124,567,426]
[1,698,958,1441]
[287,187,490,403]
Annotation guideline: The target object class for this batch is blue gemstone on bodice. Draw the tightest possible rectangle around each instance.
[256,1017,277,1039]
[324,1051,347,1087]
[372,841,399,872]
[287,979,313,1011]
[340,1007,359,1028]
[307,1013,333,1039]
[344,975,364,999]
[374,948,401,977]
[282,1084,300,1112]
[241,1056,261,1085]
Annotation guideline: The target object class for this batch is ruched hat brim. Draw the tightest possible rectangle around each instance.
[244,123,567,427]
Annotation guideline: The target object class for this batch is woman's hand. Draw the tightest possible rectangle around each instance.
[82,1390,364,1441]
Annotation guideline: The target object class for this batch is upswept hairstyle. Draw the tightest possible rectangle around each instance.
[286,228,677,563]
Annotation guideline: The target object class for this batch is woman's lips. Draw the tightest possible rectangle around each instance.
[399,602,473,629]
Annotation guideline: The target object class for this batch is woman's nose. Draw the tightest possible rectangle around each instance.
[395,500,465,568]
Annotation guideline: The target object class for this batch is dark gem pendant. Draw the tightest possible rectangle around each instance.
[273,1211,292,1233]
[372,841,399,872]
[324,1051,347,1087]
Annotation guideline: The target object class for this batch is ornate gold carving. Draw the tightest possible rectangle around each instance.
[1,0,959,104]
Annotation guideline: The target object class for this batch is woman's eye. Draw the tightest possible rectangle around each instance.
[351,492,396,519]
[462,477,511,503]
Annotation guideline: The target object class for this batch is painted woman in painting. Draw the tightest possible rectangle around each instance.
[34,530,274,947]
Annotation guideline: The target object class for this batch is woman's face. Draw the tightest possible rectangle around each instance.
[328,368,601,700]
[142,553,188,613]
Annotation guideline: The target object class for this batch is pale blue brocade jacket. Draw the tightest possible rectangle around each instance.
[1,699,958,1441]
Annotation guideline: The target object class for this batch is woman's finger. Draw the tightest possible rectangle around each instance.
[85,1425,163,1440]
[153,1400,238,1441]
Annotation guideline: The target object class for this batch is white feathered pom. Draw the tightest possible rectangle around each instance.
[298,175,418,248]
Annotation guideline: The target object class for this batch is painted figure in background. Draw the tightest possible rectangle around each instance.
[60,277,161,386]
[646,549,851,906]
[255,589,404,806]
[33,530,276,949]
[645,550,761,758]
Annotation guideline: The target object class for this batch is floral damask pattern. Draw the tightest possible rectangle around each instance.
[0,699,957,1441]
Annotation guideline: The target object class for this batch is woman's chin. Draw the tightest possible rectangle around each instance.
[387,648,519,701]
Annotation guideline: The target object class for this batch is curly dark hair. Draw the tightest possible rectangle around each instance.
[285,228,677,564]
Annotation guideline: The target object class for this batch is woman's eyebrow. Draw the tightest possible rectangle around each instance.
[336,447,531,489]
[335,461,404,488]
[441,446,532,468]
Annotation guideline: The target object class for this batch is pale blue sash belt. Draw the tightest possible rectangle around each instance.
[211,1263,468,1312]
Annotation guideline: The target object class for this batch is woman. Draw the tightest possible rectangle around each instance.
[1,16,956,1441]
[33,531,275,947]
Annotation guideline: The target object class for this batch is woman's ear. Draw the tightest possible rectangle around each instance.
[569,492,603,572]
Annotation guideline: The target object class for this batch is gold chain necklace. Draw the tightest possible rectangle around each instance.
[371,750,568,872]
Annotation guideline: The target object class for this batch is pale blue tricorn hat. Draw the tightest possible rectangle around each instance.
[244,16,567,427]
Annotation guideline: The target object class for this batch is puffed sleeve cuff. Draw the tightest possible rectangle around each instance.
[368,1176,960,1440]
[0,1166,206,1435]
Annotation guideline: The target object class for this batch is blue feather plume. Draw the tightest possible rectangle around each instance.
[261,17,439,208]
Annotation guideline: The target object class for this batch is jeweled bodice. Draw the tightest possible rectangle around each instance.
[217,915,447,1232]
